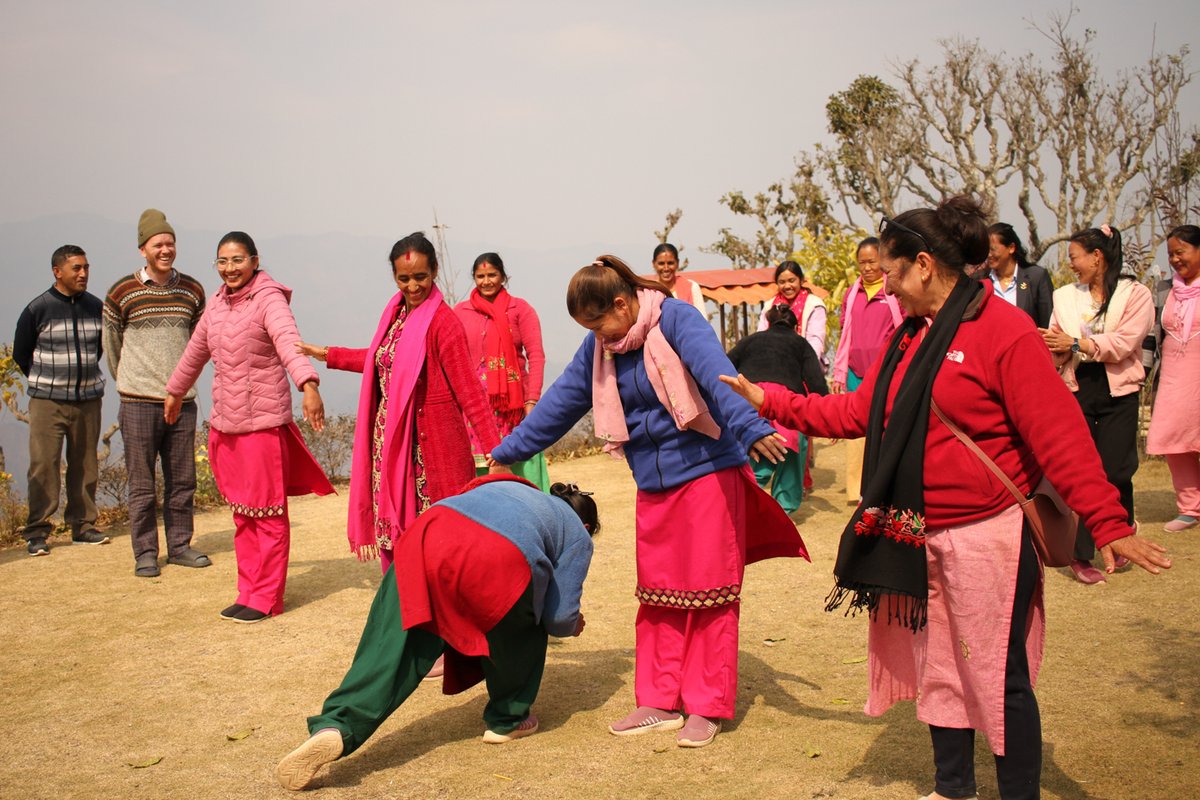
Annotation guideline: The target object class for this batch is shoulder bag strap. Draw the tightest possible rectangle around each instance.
[930,398,1027,506]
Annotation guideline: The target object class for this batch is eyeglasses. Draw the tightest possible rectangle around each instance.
[879,217,931,253]
[213,256,254,268]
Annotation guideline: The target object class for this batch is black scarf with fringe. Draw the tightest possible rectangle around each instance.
[825,275,983,631]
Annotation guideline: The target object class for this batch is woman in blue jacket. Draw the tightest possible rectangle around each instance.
[490,255,807,748]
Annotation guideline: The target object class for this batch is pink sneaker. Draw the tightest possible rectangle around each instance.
[422,654,445,682]
[676,714,721,748]
[482,714,539,744]
[1163,515,1198,533]
[1069,559,1106,585]
[608,706,684,736]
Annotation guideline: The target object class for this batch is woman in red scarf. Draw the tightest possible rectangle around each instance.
[453,253,548,490]
[756,260,829,364]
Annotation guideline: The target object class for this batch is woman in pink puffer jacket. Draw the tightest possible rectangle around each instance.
[166,231,334,624]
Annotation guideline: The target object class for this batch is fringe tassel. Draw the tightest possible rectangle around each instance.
[824,582,927,632]
[353,543,379,562]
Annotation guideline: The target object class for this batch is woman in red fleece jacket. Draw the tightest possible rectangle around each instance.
[723,196,1170,800]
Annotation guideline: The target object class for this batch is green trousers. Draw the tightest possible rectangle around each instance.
[751,435,808,515]
[307,565,547,756]
[475,451,550,492]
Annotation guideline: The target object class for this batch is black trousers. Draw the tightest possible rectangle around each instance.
[1072,363,1138,560]
[929,527,1041,800]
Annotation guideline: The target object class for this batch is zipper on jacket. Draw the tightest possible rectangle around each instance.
[70,295,83,400]
[632,360,665,487]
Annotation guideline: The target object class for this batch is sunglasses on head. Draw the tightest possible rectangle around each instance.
[879,217,932,253]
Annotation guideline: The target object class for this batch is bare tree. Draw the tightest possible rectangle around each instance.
[431,209,461,305]
[705,152,837,271]
[820,75,920,224]
[1012,11,1192,260]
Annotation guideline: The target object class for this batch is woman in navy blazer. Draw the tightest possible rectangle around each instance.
[987,223,1054,328]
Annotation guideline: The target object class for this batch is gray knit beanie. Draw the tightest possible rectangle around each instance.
[138,208,176,248]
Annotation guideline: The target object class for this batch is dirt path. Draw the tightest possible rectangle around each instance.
[1,442,1196,799]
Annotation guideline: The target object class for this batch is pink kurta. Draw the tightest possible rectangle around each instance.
[1147,291,1200,454]
[864,505,1044,756]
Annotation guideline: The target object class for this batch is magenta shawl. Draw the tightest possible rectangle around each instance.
[347,285,445,559]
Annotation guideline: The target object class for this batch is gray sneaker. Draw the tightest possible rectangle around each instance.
[27,538,50,557]
[72,528,110,545]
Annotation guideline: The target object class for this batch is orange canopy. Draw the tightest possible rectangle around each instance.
[645,268,779,306]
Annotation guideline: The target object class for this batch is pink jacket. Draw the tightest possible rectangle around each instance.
[452,294,546,401]
[1049,280,1154,397]
[167,271,318,434]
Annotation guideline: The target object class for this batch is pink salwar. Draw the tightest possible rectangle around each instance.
[864,505,1044,756]
[1165,453,1200,517]
[632,466,805,720]
[209,423,334,615]
[635,603,740,719]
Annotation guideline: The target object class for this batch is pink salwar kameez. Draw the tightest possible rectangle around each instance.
[208,422,333,615]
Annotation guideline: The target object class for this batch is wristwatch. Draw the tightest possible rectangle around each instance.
[1070,338,1081,354]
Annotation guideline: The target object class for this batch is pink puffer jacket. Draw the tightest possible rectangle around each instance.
[167,271,318,434]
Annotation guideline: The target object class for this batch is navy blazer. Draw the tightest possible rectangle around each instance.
[1012,264,1054,328]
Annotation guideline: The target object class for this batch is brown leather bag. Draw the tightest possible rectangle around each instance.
[931,400,1078,567]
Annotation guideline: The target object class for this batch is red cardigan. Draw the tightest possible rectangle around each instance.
[761,290,1133,547]
[326,303,501,505]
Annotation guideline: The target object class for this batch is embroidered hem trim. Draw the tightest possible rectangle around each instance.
[635,583,741,609]
[227,499,285,518]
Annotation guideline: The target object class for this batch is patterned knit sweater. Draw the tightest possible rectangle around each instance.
[103,269,205,402]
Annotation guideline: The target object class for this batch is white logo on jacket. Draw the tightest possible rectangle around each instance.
[945,350,965,363]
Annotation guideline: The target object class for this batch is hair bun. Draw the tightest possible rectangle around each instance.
[936,195,991,266]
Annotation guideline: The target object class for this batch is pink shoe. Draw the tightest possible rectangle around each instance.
[482,714,539,744]
[1069,559,1106,585]
[676,714,721,748]
[422,654,445,682]
[608,706,684,736]
[1163,515,1199,533]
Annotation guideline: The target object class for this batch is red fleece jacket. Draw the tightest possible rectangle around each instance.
[760,290,1133,548]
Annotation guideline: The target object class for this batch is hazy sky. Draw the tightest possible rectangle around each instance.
[1,1,1197,476]
[4,1,1196,257]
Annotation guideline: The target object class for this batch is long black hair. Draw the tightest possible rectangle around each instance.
[987,223,1031,269]
[1069,226,1131,321]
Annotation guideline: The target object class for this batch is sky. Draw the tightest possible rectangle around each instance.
[1,0,1197,475]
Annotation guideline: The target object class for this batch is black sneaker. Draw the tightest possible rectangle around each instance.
[27,538,50,557]
[220,603,246,620]
[72,529,111,545]
[233,606,270,624]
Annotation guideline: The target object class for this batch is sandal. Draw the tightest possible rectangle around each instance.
[609,706,683,736]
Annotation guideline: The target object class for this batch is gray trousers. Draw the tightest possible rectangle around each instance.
[22,397,102,540]
[118,399,197,560]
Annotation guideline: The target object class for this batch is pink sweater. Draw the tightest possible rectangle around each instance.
[452,295,546,401]
[167,271,318,435]
[1048,280,1154,397]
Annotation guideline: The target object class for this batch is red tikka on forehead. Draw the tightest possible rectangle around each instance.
[404,251,415,263]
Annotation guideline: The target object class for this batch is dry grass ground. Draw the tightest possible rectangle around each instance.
[1,442,1196,800]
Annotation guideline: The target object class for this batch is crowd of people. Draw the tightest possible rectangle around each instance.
[9,202,1190,798]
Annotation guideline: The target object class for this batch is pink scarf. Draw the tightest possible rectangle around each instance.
[592,288,720,458]
[1170,272,1200,344]
[346,285,445,559]
[832,276,904,385]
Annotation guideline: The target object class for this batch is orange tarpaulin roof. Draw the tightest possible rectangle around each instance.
[644,268,779,306]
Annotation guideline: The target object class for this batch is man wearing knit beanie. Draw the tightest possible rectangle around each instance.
[103,208,211,578]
